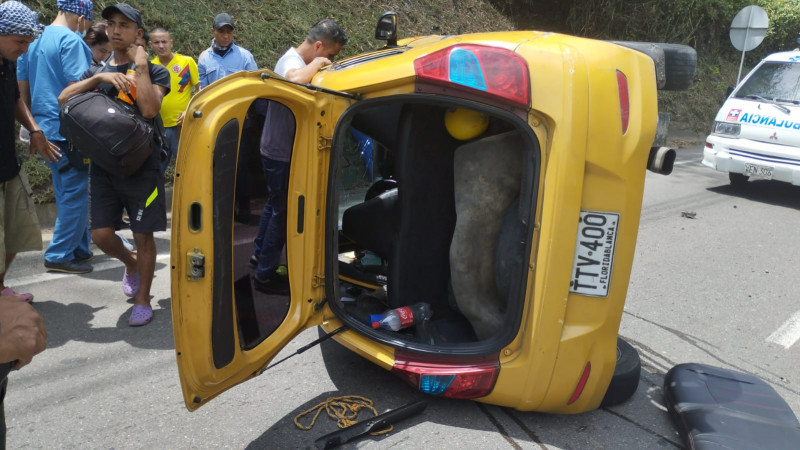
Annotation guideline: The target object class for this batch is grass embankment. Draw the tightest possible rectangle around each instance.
[20,0,512,203]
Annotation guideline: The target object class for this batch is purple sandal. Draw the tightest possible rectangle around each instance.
[129,305,153,327]
[123,270,140,297]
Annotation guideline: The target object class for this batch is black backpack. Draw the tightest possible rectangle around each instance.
[59,91,167,177]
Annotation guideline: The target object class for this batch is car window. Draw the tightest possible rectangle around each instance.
[231,98,295,350]
[337,128,390,226]
[734,61,800,101]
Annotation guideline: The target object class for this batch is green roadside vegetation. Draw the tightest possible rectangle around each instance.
[18,0,800,202]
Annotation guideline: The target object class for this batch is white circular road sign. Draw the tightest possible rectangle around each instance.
[730,5,768,52]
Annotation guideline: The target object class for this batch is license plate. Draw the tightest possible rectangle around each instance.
[569,211,619,298]
[743,162,773,179]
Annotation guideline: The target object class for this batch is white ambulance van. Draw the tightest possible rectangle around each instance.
[703,51,800,186]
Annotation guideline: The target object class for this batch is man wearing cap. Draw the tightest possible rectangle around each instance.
[198,13,258,222]
[59,3,170,327]
[0,2,53,443]
[149,27,198,171]
[17,0,95,276]
[197,13,256,89]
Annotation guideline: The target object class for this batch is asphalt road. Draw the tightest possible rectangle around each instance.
[3,136,799,449]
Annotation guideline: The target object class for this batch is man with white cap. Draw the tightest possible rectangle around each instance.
[17,0,95,276]
[0,2,52,443]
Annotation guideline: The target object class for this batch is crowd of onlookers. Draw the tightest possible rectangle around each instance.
[0,0,346,444]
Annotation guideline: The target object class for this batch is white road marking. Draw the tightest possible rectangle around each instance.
[6,253,171,288]
[767,310,800,349]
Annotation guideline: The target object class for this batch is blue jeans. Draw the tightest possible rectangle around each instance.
[161,126,180,173]
[45,141,91,263]
[253,156,289,280]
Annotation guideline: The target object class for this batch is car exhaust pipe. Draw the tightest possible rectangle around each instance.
[647,146,676,175]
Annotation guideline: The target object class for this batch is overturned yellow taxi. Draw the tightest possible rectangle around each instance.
[171,13,695,413]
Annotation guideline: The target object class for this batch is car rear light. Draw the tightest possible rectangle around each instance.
[414,44,530,108]
[705,142,713,149]
[567,362,592,405]
[616,70,630,134]
[392,350,500,399]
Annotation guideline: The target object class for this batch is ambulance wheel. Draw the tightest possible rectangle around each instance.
[600,337,641,407]
[729,172,749,187]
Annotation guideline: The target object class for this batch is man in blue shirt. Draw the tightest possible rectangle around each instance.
[17,0,95,274]
[198,13,259,222]
[197,13,256,88]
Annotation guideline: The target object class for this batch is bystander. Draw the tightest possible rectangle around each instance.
[149,27,198,171]
[198,13,258,222]
[0,2,52,444]
[58,3,170,327]
[252,19,347,293]
[17,0,95,275]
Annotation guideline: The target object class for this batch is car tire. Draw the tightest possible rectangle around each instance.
[729,172,749,187]
[600,337,641,407]
[658,43,697,91]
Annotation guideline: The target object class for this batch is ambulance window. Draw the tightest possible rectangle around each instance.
[230,98,294,351]
[735,62,800,101]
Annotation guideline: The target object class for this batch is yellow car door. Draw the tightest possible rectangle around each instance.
[170,69,353,411]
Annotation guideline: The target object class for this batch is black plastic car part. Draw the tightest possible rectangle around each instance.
[611,41,697,91]
[664,363,800,450]
[600,337,641,407]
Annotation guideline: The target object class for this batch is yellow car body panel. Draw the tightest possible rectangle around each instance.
[172,29,659,413]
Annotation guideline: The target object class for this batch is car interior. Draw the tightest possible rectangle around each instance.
[220,97,540,357]
[327,98,540,349]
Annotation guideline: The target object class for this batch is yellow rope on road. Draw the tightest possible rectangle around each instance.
[294,395,393,435]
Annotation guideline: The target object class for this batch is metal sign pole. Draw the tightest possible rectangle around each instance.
[736,8,753,85]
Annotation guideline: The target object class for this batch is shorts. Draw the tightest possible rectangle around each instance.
[89,152,166,234]
[0,172,43,274]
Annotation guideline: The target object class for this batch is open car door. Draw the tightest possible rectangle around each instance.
[170,70,351,411]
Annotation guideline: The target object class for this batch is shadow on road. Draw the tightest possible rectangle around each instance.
[244,328,682,449]
[708,179,800,210]
[34,296,174,350]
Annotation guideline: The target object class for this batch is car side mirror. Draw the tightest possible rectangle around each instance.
[375,11,398,47]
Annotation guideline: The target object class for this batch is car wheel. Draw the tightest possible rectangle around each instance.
[729,172,749,187]
[600,337,641,407]
[658,43,697,91]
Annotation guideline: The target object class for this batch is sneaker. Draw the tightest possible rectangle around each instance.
[74,251,94,262]
[123,270,140,297]
[128,305,153,327]
[1,287,33,303]
[44,260,93,274]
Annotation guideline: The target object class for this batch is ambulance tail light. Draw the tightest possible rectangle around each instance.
[392,351,500,399]
[414,44,530,108]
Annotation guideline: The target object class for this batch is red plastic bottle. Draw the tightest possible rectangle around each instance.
[370,302,433,331]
